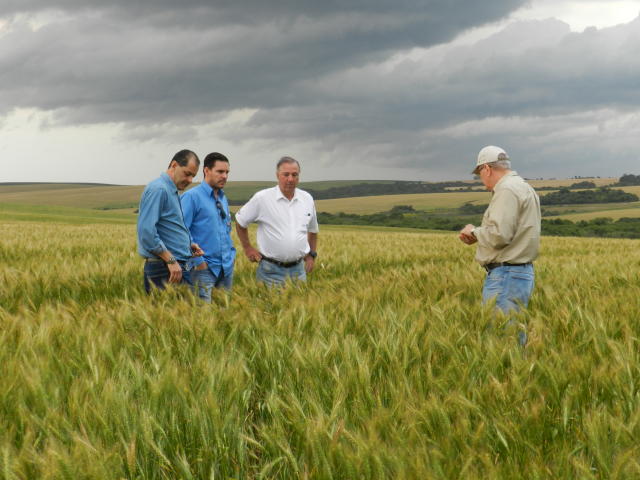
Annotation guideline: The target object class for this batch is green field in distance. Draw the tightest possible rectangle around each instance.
[2,178,637,220]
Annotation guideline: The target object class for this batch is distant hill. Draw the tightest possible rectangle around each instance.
[0,177,619,211]
[0,182,118,187]
[0,180,469,209]
[0,184,146,210]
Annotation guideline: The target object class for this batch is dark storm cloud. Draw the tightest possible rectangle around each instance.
[229,16,640,178]
[3,1,639,180]
[291,17,640,134]
[0,1,528,123]
[0,1,525,25]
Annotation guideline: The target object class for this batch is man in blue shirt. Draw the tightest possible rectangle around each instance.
[181,152,236,302]
[137,149,204,294]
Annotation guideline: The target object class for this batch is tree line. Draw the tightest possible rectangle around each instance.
[304,180,482,200]
[540,187,638,205]
[616,174,640,186]
[317,206,640,238]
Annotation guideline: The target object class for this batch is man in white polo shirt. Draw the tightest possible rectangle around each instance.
[235,156,319,287]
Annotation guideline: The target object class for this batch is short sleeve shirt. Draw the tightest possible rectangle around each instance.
[235,186,319,262]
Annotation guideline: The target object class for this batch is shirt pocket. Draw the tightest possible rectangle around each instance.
[297,212,312,232]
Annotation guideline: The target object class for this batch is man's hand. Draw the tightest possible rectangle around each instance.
[191,243,204,256]
[167,262,183,283]
[304,255,315,273]
[158,250,184,282]
[459,224,477,245]
[236,224,261,262]
[244,246,262,262]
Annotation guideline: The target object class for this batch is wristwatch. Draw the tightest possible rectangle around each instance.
[166,255,177,264]
[307,251,318,259]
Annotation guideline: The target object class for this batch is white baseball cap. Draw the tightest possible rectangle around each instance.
[472,145,509,174]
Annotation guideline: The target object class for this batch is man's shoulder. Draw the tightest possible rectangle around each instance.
[252,186,278,200]
[143,176,169,195]
[499,172,526,189]
[181,184,201,199]
[498,173,537,198]
[295,188,315,201]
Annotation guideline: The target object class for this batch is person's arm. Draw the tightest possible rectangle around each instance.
[138,188,182,282]
[235,194,262,262]
[304,202,319,273]
[304,232,318,273]
[138,187,167,256]
[236,224,262,262]
[179,192,204,261]
[473,189,519,249]
[180,191,196,230]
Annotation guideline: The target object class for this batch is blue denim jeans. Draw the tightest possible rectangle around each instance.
[256,259,306,287]
[482,263,534,346]
[143,260,193,294]
[191,266,233,303]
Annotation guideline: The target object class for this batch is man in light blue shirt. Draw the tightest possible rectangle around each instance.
[137,149,204,293]
[181,152,236,302]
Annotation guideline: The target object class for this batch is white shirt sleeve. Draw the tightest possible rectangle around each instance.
[308,201,319,233]
[234,192,261,228]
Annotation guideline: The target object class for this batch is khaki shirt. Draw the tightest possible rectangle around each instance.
[474,171,541,266]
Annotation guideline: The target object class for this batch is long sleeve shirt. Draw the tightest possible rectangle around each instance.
[180,182,236,276]
[474,171,541,266]
[137,173,193,262]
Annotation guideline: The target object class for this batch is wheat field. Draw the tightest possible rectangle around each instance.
[1,221,640,479]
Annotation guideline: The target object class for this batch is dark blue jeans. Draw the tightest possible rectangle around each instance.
[143,260,193,294]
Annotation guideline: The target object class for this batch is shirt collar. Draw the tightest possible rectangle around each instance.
[200,181,226,200]
[200,181,214,197]
[275,186,298,202]
[160,172,177,193]
[494,170,518,189]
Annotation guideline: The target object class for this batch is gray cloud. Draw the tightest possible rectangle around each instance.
[0,1,528,123]
[226,16,640,178]
[2,1,639,182]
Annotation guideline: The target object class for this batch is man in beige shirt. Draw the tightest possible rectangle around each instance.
[459,145,541,345]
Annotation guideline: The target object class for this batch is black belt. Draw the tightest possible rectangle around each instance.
[484,262,532,272]
[260,255,303,268]
[145,258,190,269]
[145,258,186,264]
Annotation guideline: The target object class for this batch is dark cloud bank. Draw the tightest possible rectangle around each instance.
[1,1,639,179]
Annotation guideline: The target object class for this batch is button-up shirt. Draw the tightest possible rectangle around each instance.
[137,172,193,261]
[474,171,541,266]
[180,182,236,276]
[235,186,319,262]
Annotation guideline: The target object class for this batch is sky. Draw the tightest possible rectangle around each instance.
[1,0,639,185]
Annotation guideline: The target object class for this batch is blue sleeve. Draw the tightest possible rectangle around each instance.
[137,187,167,255]
[180,191,196,230]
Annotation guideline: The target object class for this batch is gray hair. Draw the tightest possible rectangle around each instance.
[486,160,511,170]
[277,156,300,171]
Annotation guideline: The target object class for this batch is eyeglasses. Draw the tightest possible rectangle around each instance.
[216,200,227,220]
